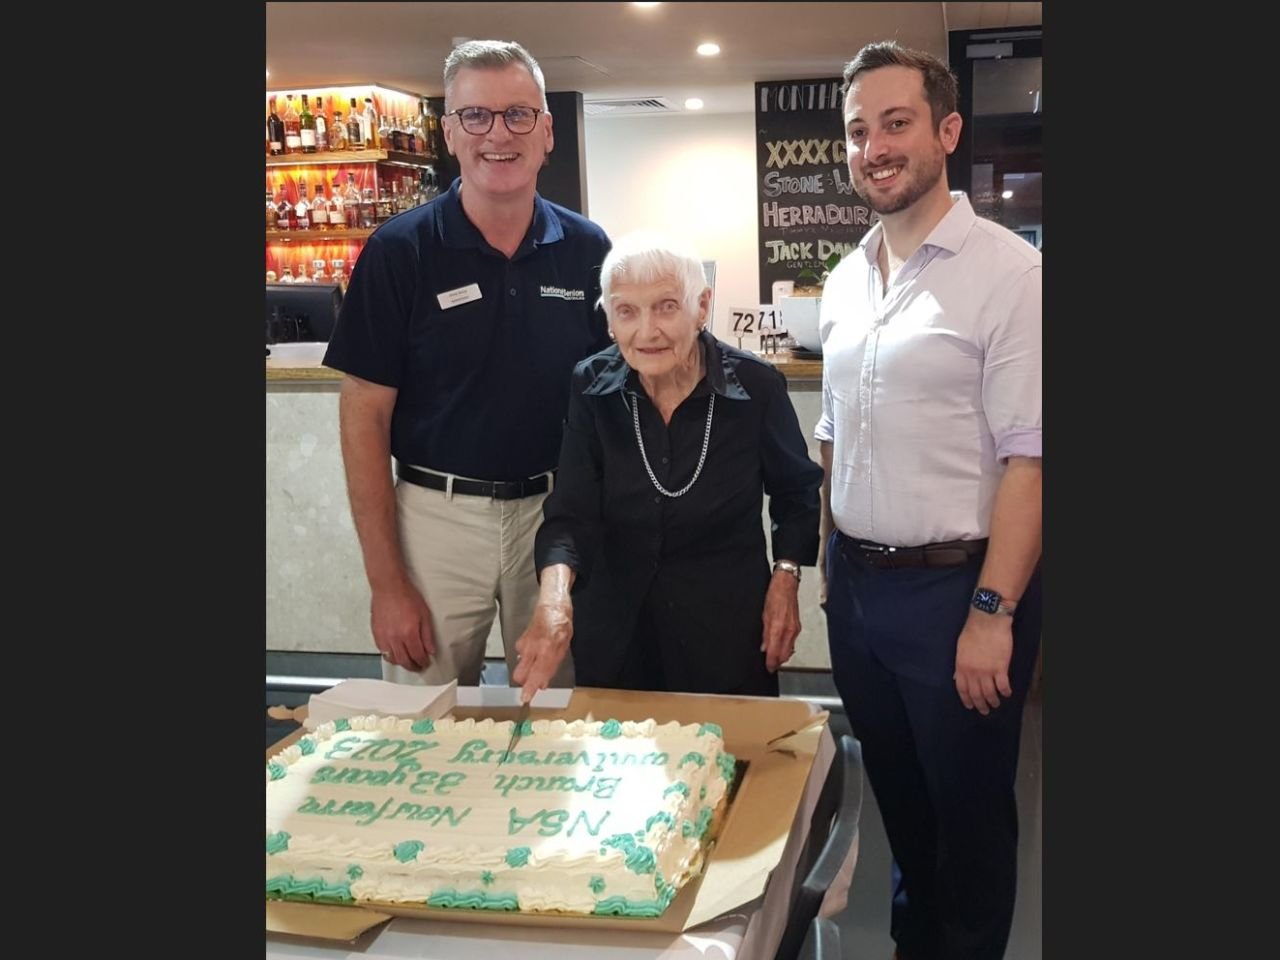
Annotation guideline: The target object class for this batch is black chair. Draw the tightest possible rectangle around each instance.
[798,917,843,960]
[774,734,864,960]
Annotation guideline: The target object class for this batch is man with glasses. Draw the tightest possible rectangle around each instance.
[324,40,611,691]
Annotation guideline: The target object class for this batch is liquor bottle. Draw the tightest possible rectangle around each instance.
[311,180,331,230]
[300,94,317,153]
[379,113,394,153]
[267,96,285,156]
[347,97,364,149]
[329,111,348,151]
[280,264,295,283]
[329,259,347,291]
[422,101,440,160]
[313,95,328,152]
[266,188,278,229]
[311,259,328,282]
[362,97,379,148]
[283,95,302,154]
[328,176,345,229]
[275,184,293,231]
[295,261,310,282]
[343,172,362,228]
[358,186,376,228]
[294,180,312,230]
[403,116,417,155]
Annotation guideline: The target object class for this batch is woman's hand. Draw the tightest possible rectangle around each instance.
[761,567,802,672]
[512,564,576,703]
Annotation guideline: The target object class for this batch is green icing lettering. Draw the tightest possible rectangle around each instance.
[663,782,690,798]
[480,870,495,887]
[677,752,705,768]
[294,795,393,826]
[600,719,623,739]
[645,812,676,833]
[394,840,425,862]
[426,889,519,911]
[297,737,316,756]
[697,722,723,738]
[589,875,606,895]
[265,831,290,855]
[268,762,287,781]
[505,847,532,868]
[717,751,737,783]
[568,809,610,837]
[347,864,363,881]
[411,718,435,734]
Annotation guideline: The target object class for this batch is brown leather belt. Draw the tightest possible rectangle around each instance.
[838,532,987,570]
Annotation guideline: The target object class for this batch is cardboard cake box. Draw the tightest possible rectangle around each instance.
[265,686,828,941]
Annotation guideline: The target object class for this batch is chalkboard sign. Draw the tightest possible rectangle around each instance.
[754,79,878,302]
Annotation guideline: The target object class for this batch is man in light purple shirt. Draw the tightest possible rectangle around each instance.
[815,42,1041,960]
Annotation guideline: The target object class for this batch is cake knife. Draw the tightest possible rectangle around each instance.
[501,701,531,763]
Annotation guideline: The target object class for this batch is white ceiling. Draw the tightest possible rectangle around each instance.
[266,2,1043,116]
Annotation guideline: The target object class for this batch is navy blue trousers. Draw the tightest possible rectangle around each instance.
[825,531,1042,960]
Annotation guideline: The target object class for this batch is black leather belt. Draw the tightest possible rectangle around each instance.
[396,463,553,500]
[837,531,987,570]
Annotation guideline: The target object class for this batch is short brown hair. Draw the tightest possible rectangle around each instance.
[841,41,958,129]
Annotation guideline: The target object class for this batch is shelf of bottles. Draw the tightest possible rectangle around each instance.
[266,84,443,285]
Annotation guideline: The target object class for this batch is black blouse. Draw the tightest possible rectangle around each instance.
[534,330,823,694]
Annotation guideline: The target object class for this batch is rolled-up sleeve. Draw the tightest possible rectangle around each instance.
[760,368,824,565]
[981,264,1042,461]
[534,369,604,582]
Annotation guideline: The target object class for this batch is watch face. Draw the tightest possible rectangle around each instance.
[972,588,1001,614]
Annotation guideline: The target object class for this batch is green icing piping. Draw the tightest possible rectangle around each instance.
[697,722,723,738]
[480,870,495,887]
[427,889,519,911]
[645,811,676,832]
[599,719,623,739]
[677,752,705,768]
[411,718,435,734]
[589,875,606,895]
[394,840,425,862]
[593,882,678,917]
[297,737,316,756]
[600,832,656,875]
[699,785,707,801]
[265,831,290,855]
[505,846,531,868]
[512,719,534,737]
[268,762,287,781]
[717,751,737,783]
[347,864,363,881]
[663,782,690,798]
[681,806,714,840]
[266,874,354,903]
[334,718,351,732]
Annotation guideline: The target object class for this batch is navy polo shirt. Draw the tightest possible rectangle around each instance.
[323,178,611,480]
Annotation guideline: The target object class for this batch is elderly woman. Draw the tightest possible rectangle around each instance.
[513,232,823,699]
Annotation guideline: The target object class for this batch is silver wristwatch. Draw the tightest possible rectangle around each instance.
[773,559,802,582]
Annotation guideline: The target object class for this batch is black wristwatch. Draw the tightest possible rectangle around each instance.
[971,587,1016,617]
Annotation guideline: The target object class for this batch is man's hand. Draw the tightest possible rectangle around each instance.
[371,582,436,671]
[512,598,574,704]
[953,613,1014,715]
[761,570,802,672]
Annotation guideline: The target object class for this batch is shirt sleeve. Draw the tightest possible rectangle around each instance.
[534,365,605,582]
[322,231,420,388]
[981,264,1042,461]
[760,367,825,565]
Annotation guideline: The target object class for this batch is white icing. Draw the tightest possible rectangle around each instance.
[266,717,732,914]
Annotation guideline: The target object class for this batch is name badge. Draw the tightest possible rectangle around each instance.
[437,283,483,310]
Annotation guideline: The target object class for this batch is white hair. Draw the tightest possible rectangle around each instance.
[598,231,710,319]
[444,40,548,111]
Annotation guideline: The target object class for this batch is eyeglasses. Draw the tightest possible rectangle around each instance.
[444,105,544,135]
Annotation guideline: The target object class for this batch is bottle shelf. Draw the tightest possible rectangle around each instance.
[266,148,436,168]
[267,227,376,242]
